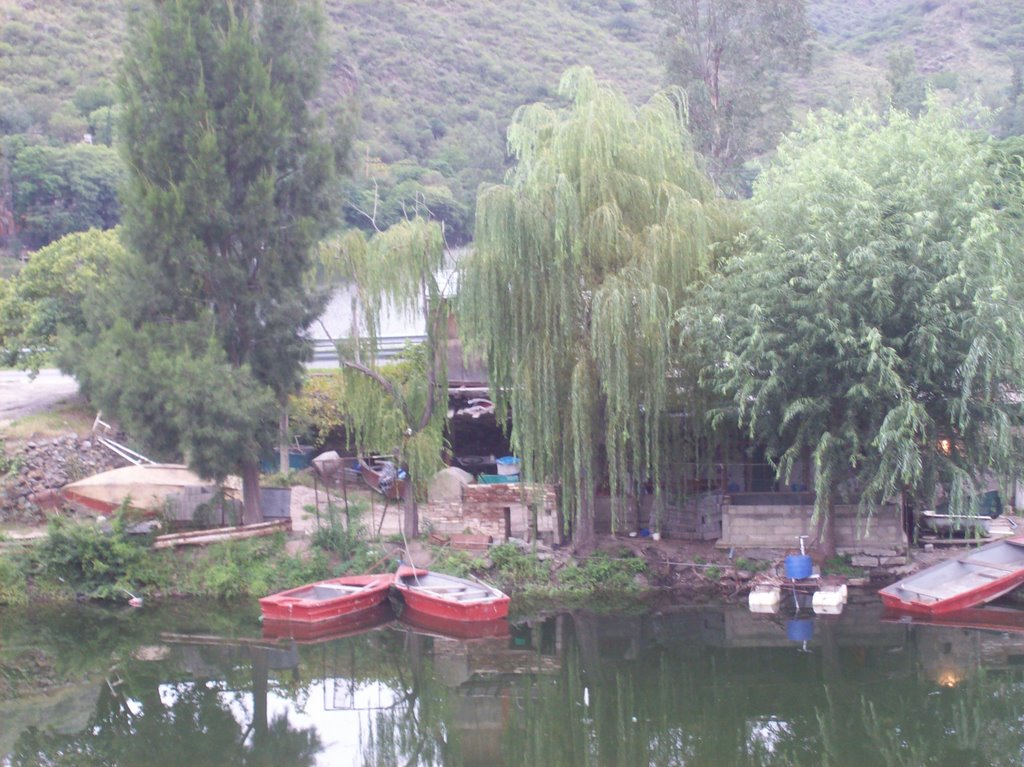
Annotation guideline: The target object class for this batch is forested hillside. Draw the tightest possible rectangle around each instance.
[1,0,1023,253]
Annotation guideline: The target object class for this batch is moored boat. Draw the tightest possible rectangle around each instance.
[358,459,407,501]
[62,463,233,515]
[392,566,510,623]
[262,602,395,642]
[259,573,394,625]
[919,509,991,538]
[879,537,1024,615]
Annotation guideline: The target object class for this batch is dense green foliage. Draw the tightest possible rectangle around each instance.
[2,138,122,250]
[0,227,125,371]
[686,104,1024,550]
[461,68,735,539]
[61,0,347,521]
[37,514,159,601]
[652,0,811,191]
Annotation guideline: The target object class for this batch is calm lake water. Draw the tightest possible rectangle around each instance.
[3,597,1024,766]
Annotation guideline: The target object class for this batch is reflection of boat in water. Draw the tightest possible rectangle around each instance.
[262,602,396,643]
[259,574,394,625]
[882,604,1024,634]
[392,566,510,623]
[879,537,1024,615]
[398,608,511,640]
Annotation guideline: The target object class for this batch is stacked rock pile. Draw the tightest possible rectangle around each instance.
[0,436,128,523]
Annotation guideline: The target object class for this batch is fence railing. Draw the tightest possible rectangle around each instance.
[309,335,428,367]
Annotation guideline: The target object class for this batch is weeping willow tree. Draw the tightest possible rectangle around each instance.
[319,217,449,537]
[459,67,734,543]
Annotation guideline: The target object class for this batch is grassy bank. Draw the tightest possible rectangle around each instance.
[0,511,654,610]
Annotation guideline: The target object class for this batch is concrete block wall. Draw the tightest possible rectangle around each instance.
[594,492,724,540]
[419,482,561,544]
[718,497,906,558]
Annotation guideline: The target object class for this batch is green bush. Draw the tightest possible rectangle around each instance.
[490,543,550,589]
[36,513,157,600]
[184,535,331,600]
[734,557,770,573]
[0,554,28,606]
[308,502,386,573]
[822,554,862,576]
[429,548,479,579]
[557,551,646,594]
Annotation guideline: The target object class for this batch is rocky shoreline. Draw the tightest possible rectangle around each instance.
[0,436,128,523]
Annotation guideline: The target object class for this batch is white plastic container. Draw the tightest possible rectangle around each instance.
[748,586,781,612]
[496,456,521,476]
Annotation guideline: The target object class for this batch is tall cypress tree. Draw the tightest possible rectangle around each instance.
[69,0,345,522]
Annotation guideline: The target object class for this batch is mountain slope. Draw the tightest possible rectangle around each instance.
[1,0,1023,247]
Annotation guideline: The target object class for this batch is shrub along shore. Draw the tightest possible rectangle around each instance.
[0,508,669,611]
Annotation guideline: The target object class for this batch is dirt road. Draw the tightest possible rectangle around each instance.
[0,369,80,428]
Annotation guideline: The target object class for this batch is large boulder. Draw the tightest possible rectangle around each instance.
[427,467,473,503]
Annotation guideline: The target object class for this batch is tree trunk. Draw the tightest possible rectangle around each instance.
[815,491,838,558]
[403,487,418,539]
[278,406,289,475]
[574,492,596,552]
[241,460,264,525]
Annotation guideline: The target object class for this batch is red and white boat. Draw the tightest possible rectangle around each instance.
[879,537,1024,615]
[259,573,394,625]
[262,602,395,642]
[392,566,510,623]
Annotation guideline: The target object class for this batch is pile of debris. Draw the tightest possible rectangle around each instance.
[0,436,128,523]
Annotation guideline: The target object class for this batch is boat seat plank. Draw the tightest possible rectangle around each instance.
[409,585,468,594]
[310,583,369,599]
[453,590,490,601]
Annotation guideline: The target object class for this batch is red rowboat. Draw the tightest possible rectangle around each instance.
[392,566,510,623]
[262,602,395,642]
[259,573,394,625]
[879,537,1024,616]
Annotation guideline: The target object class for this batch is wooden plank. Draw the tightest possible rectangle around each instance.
[152,519,290,549]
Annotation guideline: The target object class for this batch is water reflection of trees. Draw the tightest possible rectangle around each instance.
[8,643,321,767]
[502,612,1024,767]
[8,606,1024,766]
[358,631,462,767]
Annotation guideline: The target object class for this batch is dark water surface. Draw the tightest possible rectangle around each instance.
[3,597,1024,766]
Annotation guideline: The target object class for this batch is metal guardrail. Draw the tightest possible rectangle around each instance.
[310,335,427,367]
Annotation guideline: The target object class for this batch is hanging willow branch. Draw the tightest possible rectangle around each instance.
[318,217,449,502]
[460,67,736,539]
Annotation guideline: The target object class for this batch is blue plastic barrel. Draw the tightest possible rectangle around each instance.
[786,619,814,642]
[784,554,813,580]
